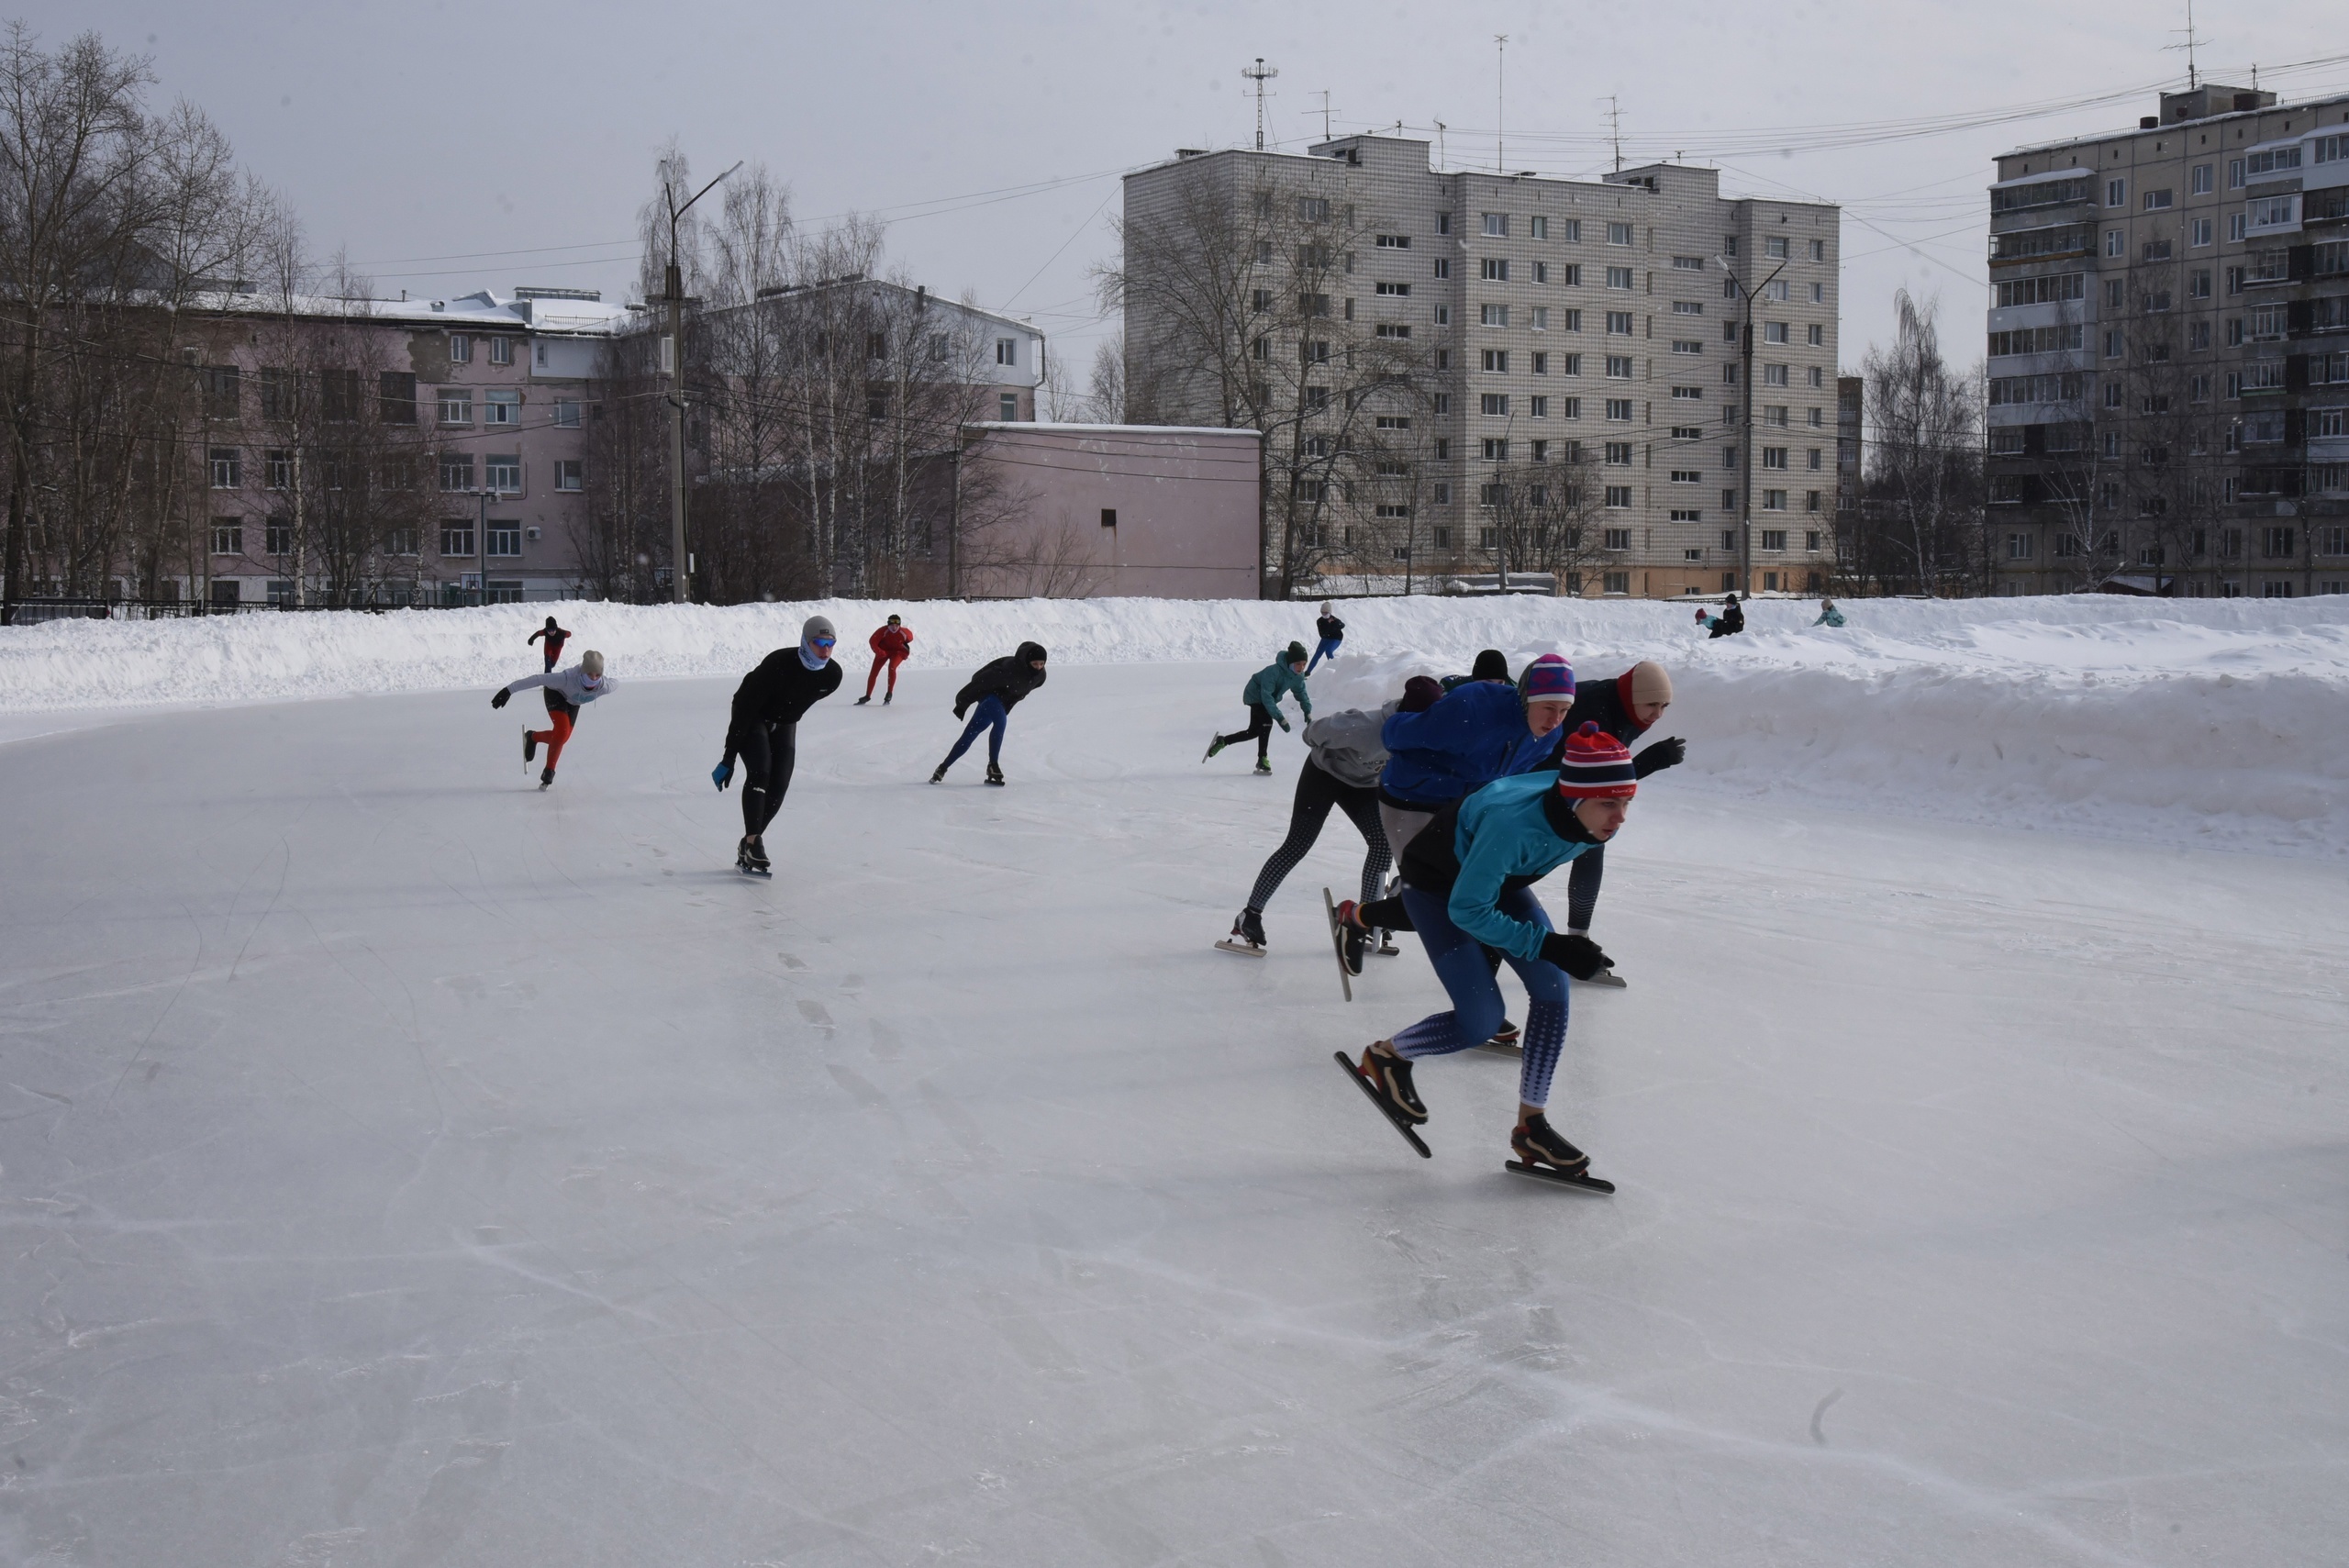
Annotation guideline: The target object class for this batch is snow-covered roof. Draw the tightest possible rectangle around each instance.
[967,421,1264,439]
[184,286,634,337]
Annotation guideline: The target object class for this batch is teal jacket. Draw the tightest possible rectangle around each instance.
[1241,656,1311,718]
[1814,606,1846,627]
[1445,771,1600,963]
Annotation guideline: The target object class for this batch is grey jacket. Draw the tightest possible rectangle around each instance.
[1303,701,1398,789]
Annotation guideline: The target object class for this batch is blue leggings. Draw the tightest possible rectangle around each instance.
[1390,884,1570,1109]
[944,695,1008,767]
[1305,637,1341,674]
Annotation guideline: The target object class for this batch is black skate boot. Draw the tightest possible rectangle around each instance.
[930,762,949,784]
[1357,1044,1426,1124]
[1215,907,1267,956]
[523,728,538,764]
[1476,1018,1522,1056]
[538,766,555,791]
[854,695,871,706]
[1509,1114,1590,1176]
[882,691,892,706]
[985,762,1005,786]
[739,835,772,876]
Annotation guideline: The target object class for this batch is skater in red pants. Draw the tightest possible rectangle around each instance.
[857,614,914,706]
[492,650,618,788]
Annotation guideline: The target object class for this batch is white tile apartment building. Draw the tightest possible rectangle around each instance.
[1121,134,1842,597]
[1986,83,2349,597]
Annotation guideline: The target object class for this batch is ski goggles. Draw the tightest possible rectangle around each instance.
[807,635,837,651]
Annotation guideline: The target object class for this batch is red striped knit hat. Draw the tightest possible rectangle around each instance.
[1554,721,1638,799]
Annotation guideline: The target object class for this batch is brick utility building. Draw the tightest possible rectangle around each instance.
[952,422,1263,598]
[1985,83,2349,598]
[182,287,628,607]
[1120,133,1842,598]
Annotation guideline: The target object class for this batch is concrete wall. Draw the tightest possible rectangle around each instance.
[958,424,1262,599]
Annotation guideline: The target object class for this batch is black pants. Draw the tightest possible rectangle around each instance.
[1216,702,1275,762]
[1244,759,1390,914]
[738,720,797,837]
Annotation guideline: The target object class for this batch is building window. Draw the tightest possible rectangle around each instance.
[208,447,240,489]
[1603,570,1631,595]
[448,333,472,363]
[440,452,474,492]
[1605,398,1632,421]
[209,518,242,555]
[1761,528,1787,550]
[1608,222,1633,245]
[2105,177,2125,207]
[487,337,514,365]
[484,388,520,426]
[554,459,584,492]
[996,338,1018,367]
[484,454,521,493]
[1000,393,1019,420]
[484,521,521,557]
[1529,395,1549,417]
[440,520,474,556]
[378,372,417,425]
[1481,437,1509,461]
[1482,257,1509,282]
[1605,355,1633,378]
[1482,212,1508,237]
[1762,488,1787,511]
[1604,441,1633,465]
[1604,486,1632,509]
[1606,266,1634,290]
[1433,257,1451,280]
[1481,304,1508,328]
[439,388,473,426]
[1481,393,1509,415]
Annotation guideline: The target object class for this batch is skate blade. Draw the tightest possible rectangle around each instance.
[1333,1051,1431,1158]
[1505,1161,1614,1195]
[1213,939,1265,957]
[1319,888,1353,1002]
[1474,1040,1522,1056]
[1579,970,1628,989]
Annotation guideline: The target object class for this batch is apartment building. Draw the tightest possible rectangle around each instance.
[184,287,626,606]
[1120,134,1842,597]
[1986,83,2349,597]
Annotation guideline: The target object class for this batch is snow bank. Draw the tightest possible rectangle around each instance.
[5,594,2345,855]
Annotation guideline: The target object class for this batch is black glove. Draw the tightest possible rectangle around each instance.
[1538,932,1611,980]
[1632,736,1686,778]
[490,687,510,709]
[952,701,968,721]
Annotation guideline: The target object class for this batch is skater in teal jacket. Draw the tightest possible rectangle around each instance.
[1205,642,1313,773]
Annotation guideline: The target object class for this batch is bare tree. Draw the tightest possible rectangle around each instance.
[1861,290,1985,595]
[1085,335,1125,424]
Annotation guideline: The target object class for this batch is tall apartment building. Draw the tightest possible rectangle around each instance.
[1120,134,1842,597]
[1986,83,2349,598]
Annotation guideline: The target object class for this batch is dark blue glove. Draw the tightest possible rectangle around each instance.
[490,687,510,709]
[711,758,733,791]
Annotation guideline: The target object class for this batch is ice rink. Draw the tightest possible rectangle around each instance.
[3,658,2344,1565]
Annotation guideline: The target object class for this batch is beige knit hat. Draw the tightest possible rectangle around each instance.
[1624,661,1672,710]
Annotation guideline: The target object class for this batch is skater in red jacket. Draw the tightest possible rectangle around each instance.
[856,614,914,706]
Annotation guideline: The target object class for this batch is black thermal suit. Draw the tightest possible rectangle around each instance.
[725,648,843,837]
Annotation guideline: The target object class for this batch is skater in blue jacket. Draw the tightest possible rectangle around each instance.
[1339,721,1638,1184]
[1205,642,1312,774]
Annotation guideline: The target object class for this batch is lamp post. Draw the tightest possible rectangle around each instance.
[661,158,742,604]
[1720,252,1788,598]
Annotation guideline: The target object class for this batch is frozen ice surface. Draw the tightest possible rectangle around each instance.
[1,658,2344,1565]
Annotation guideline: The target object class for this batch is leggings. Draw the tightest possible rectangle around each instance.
[1244,760,1390,914]
[738,720,797,836]
[1305,637,1341,674]
[865,651,907,698]
[1389,884,1569,1110]
[528,695,579,772]
[944,695,1008,767]
[1216,702,1275,762]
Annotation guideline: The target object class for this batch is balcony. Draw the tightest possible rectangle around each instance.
[1988,225,2094,267]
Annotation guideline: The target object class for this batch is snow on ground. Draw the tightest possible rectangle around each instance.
[6,593,2345,856]
[1,657,2344,1565]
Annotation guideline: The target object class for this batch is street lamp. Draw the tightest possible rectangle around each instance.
[661,157,742,605]
[1719,252,1789,599]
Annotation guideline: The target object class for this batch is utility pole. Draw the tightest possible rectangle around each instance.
[476,487,488,605]
[1721,251,1788,599]
[661,158,741,604]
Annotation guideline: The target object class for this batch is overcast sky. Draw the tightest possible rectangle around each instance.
[34,1,2349,382]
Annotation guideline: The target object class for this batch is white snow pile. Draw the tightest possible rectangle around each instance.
[4,594,2344,855]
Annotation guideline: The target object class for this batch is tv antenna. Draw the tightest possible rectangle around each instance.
[1495,36,1508,173]
[1242,58,1279,150]
[1314,89,1332,140]
[2165,0,2204,89]
[1434,118,1447,170]
[1607,95,1623,172]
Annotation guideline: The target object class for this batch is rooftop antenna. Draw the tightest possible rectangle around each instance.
[1434,118,1447,171]
[2165,0,2203,89]
[1242,58,1279,150]
[1315,89,1332,140]
[1495,36,1508,173]
[1608,95,1623,172]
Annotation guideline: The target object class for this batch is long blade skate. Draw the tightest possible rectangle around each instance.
[1213,937,1264,957]
[1505,1161,1615,1195]
[1333,1051,1431,1157]
[1319,887,1353,1002]
[1579,967,1628,989]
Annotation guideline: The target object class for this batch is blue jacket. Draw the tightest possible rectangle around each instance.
[1242,656,1311,717]
[1378,681,1534,806]
[1444,771,1598,962]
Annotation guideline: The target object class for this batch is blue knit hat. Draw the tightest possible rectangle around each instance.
[1519,652,1575,705]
